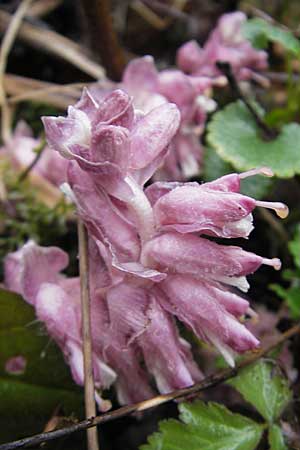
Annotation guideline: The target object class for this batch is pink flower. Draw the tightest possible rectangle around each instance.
[177,12,268,84]
[1,121,68,187]
[5,89,288,407]
[91,56,216,181]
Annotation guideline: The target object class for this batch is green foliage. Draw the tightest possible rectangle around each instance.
[228,360,292,423]
[0,164,72,275]
[142,361,292,450]
[141,401,264,450]
[207,100,300,178]
[0,289,83,442]
[270,226,300,319]
[269,424,288,450]
[203,147,273,199]
[242,18,300,55]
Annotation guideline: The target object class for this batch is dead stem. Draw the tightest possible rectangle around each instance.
[78,220,99,450]
[1,321,299,450]
[4,74,84,109]
[80,0,126,80]
[0,9,105,80]
[0,0,33,143]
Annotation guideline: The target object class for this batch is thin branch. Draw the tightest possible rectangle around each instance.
[265,71,300,84]
[4,74,84,109]
[216,61,277,140]
[77,220,99,450]
[18,138,46,182]
[8,82,85,104]
[80,0,126,81]
[27,0,63,18]
[0,0,33,143]
[1,321,299,450]
[0,9,106,80]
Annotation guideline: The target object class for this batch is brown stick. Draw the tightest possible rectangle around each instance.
[1,321,299,450]
[0,0,33,143]
[0,9,105,80]
[4,74,84,109]
[78,220,99,450]
[80,0,126,81]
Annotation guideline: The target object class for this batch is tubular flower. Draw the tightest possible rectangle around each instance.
[5,89,288,409]
[177,12,268,84]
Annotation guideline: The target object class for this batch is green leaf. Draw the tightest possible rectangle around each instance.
[207,101,300,178]
[0,378,82,443]
[288,226,300,269]
[141,401,264,450]
[270,283,300,319]
[242,18,300,55]
[0,289,83,441]
[203,147,273,199]
[269,424,288,450]
[228,360,292,423]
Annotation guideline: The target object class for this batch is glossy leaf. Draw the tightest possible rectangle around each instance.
[207,101,300,178]
[0,289,83,442]
[242,18,300,55]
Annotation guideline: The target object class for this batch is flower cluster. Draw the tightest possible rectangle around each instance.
[89,11,268,181]
[177,12,268,84]
[5,88,287,410]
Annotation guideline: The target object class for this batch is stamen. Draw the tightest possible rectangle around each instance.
[262,257,282,271]
[256,201,289,219]
[239,167,274,179]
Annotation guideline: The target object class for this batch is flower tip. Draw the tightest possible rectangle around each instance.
[239,167,274,180]
[260,166,274,177]
[262,257,282,271]
[276,204,289,219]
[256,201,289,219]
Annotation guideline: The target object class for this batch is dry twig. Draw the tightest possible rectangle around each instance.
[80,0,126,80]
[4,74,84,109]
[78,220,99,450]
[0,0,33,143]
[0,9,105,80]
[1,321,299,450]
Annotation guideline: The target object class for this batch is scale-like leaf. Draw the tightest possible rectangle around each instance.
[141,401,264,450]
[207,101,300,178]
[242,18,300,55]
[228,360,292,423]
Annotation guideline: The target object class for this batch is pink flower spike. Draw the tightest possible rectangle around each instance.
[255,201,289,219]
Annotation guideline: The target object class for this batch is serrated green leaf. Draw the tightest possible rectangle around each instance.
[269,424,288,450]
[242,18,300,55]
[141,401,264,450]
[203,147,273,199]
[288,226,300,269]
[228,360,292,423]
[207,101,300,178]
